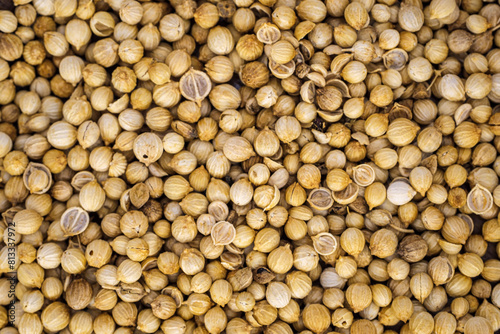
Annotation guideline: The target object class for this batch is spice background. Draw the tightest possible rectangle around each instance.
[2,0,500,333]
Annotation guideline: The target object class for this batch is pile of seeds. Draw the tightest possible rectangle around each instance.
[2,0,500,333]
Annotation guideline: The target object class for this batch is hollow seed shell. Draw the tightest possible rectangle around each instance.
[179,68,212,106]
